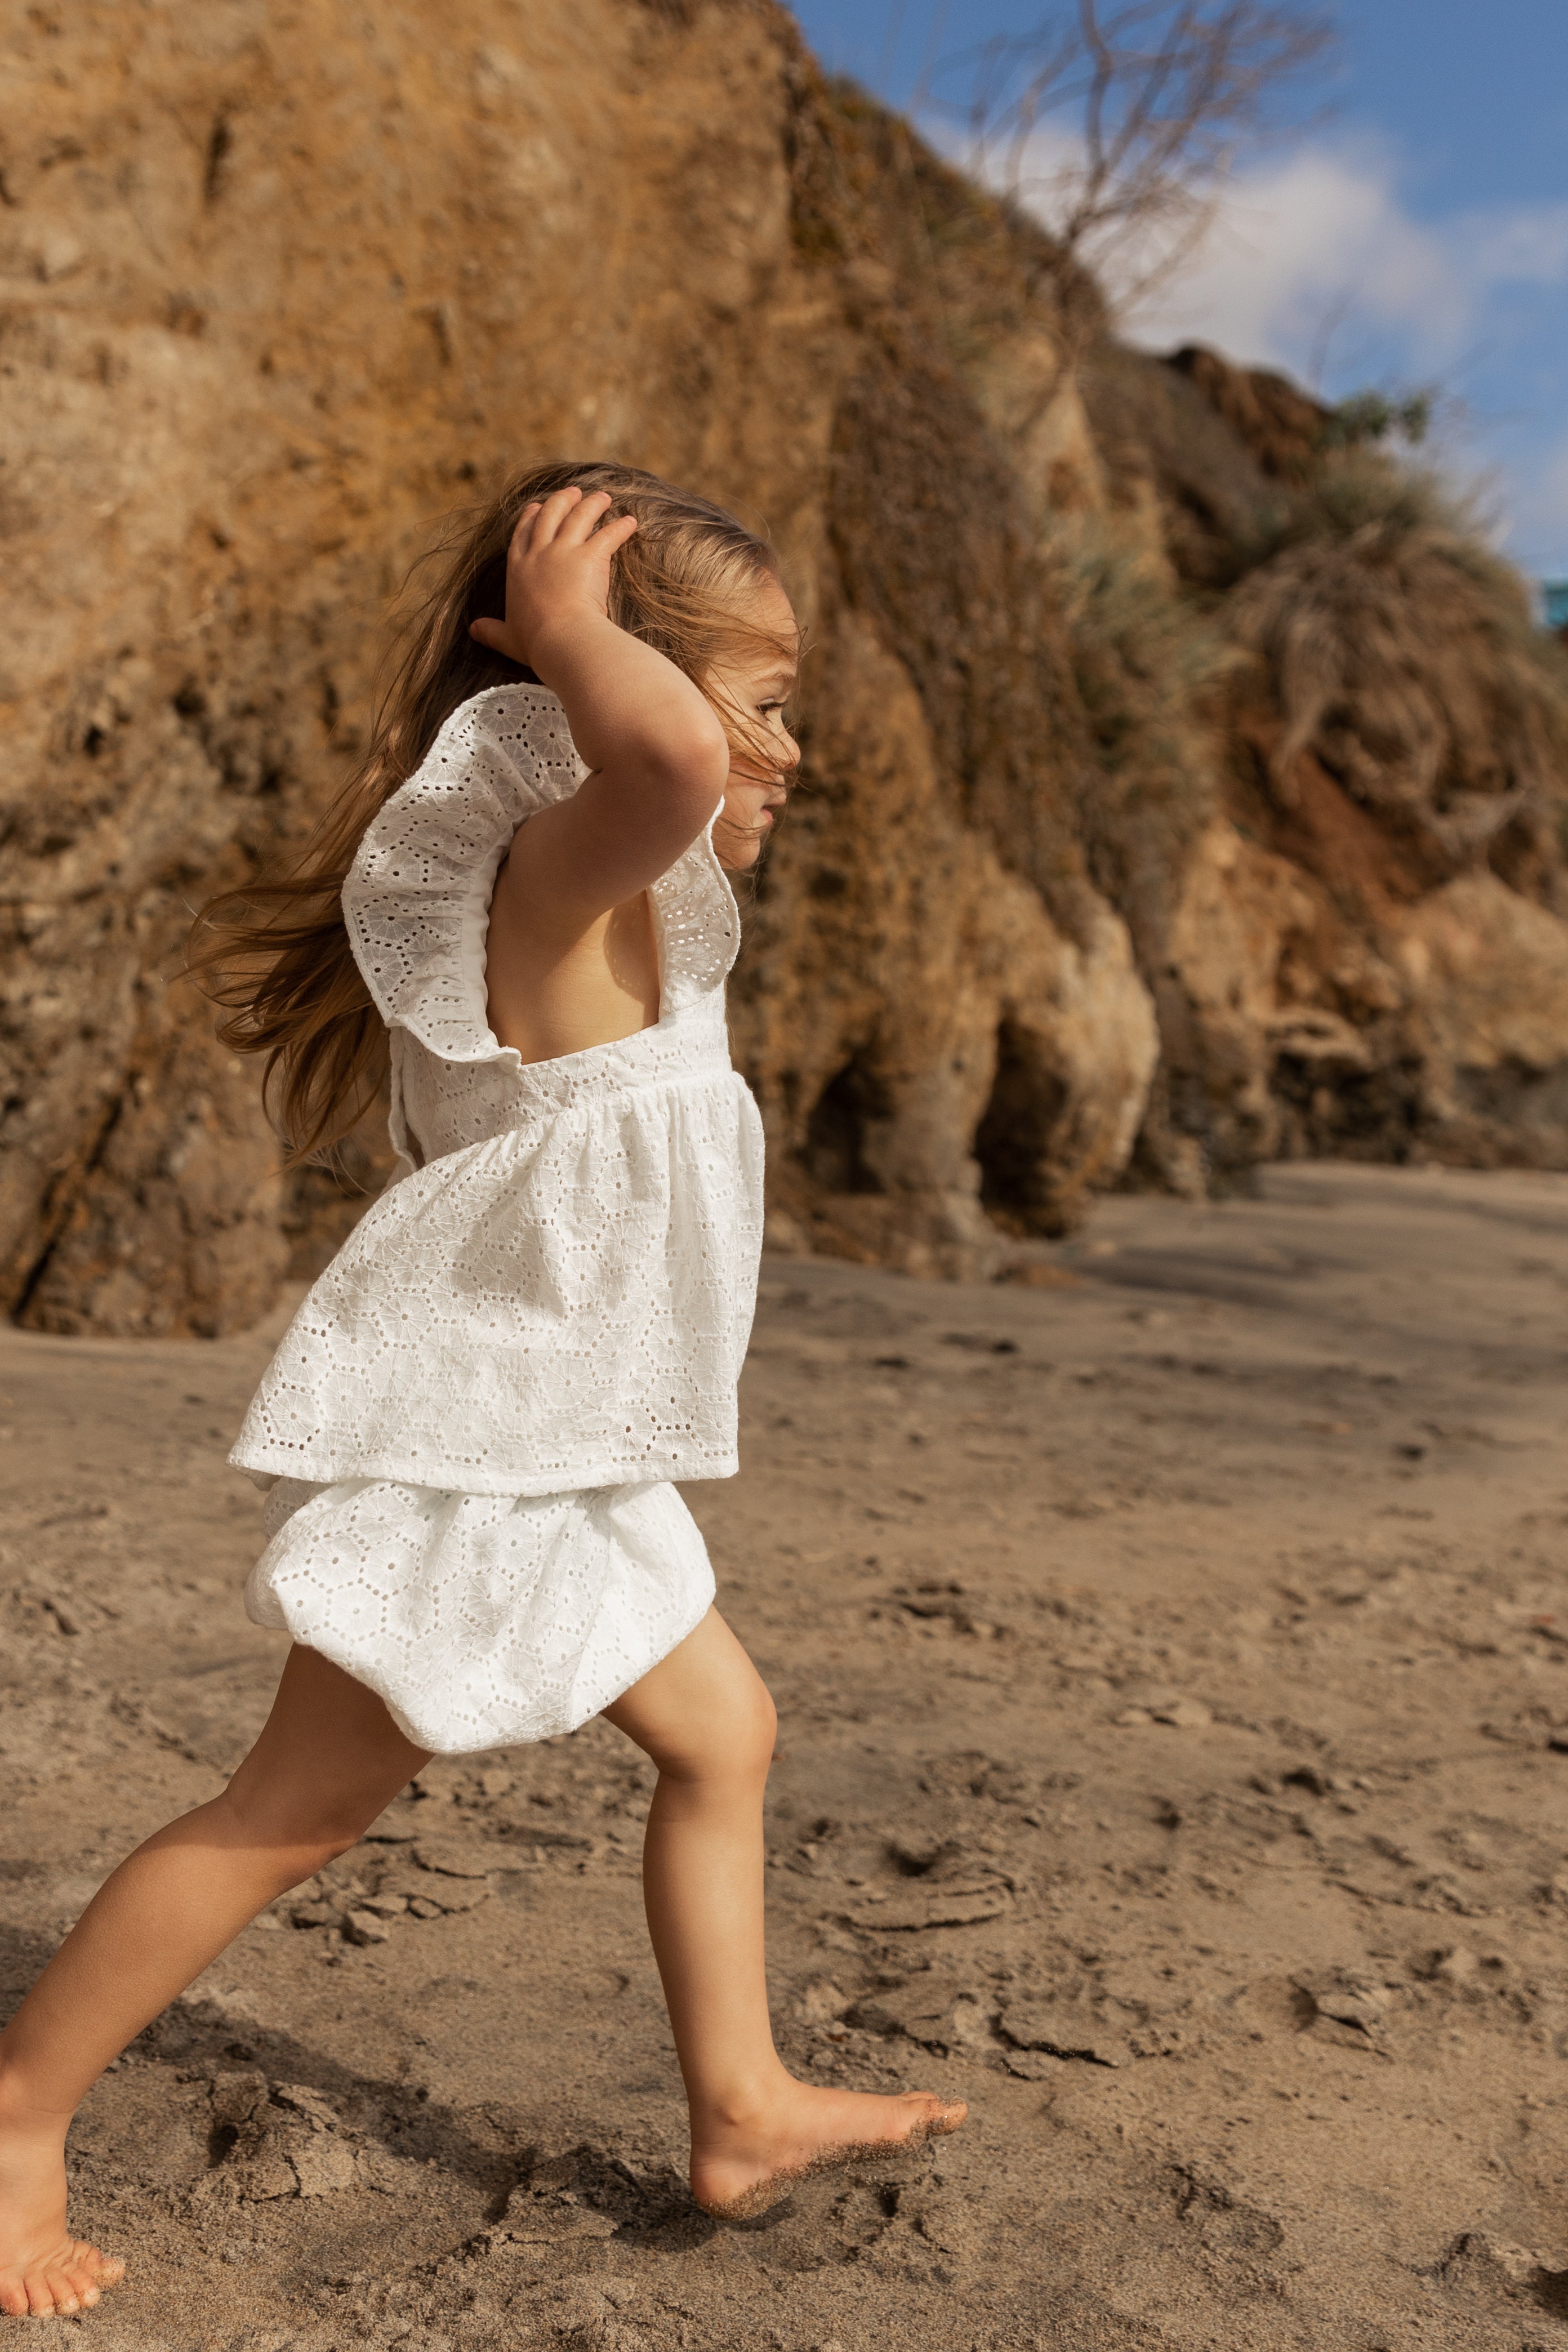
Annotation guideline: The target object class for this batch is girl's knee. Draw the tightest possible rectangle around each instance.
[660,1676,777,1785]
[723,1671,777,1774]
[213,1781,391,1873]
[745,1679,779,1770]
[301,1821,371,1870]
[265,1839,349,1896]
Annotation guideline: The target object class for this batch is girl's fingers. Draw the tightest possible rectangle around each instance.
[476,493,636,662]
[506,500,543,558]
[556,488,616,547]
[529,484,586,547]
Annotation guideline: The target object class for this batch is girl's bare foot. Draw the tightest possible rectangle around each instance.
[0,2103,126,2319]
[689,2079,967,2219]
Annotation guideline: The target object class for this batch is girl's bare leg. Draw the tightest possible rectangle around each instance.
[603,1607,965,2217]
[0,1646,429,2319]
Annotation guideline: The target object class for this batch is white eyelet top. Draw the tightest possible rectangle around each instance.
[229,685,765,1498]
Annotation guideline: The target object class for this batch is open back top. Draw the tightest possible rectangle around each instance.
[229,685,765,1499]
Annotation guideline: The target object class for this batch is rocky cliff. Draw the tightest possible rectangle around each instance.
[4,0,1567,1333]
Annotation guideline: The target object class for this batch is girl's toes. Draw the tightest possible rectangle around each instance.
[0,2280,28,2320]
[905,2094,965,2145]
[79,2245,123,2294]
[44,2265,83,2314]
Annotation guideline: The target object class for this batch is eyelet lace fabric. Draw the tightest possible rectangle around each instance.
[231,685,763,1753]
[251,1475,715,1752]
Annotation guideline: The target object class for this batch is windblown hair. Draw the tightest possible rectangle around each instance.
[190,461,790,1166]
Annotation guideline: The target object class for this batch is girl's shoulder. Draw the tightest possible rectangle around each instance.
[398,683,589,833]
[350,684,590,908]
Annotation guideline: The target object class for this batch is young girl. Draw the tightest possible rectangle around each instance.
[0,464,964,2321]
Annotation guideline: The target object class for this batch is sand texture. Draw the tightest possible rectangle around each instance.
[5,1162,1568,2350]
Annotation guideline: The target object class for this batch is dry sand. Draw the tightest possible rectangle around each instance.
[5,1161,1568,2351]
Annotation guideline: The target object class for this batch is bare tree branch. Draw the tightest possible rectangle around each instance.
[957,0,1335,315]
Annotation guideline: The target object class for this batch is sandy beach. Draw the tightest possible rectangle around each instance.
[5,1160,1568,2351]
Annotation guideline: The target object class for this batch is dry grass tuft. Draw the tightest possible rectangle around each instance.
[1045,516,1236,914]
[1227,455,1568,876]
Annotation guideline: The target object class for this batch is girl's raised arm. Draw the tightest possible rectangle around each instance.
[469,488,731,933]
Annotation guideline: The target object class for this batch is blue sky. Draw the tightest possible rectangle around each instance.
[788,1,1568,583]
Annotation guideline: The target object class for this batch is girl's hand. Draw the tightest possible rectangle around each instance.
[469,488,639,672]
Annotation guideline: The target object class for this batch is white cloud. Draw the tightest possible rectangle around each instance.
[1124,150,1568,568]
[1122,144,1568,391]
[1125,145,1465,379]
[943,120,1568,386]
[1460,204,1568,288]
[934,121,1568,569]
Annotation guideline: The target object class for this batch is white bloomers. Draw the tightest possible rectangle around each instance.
[250,1474,715,1754]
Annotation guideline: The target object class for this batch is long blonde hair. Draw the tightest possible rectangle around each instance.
[190,461,789,1165]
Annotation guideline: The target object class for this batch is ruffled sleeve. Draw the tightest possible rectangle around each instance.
[648,823,742,1008]
[342,686,587,1063]
[344,680,746,1068]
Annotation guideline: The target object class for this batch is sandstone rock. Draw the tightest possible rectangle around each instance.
[411,1840,493,1879]
[1151,1698,1213,1729]
[740,612,1159,1269]
[0,0,1147,1325]
[1392,872,1568,1162]
[340,1906,390,1946]
[1164,345,1331,483]
[3,0,1566,1335]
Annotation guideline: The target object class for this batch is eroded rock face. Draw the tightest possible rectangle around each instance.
[1086,351,1568,1185]
[0,0,1154,1328]
[737,611,1159,1274]
[0,0,828,1329]
[2,0,1566,1335]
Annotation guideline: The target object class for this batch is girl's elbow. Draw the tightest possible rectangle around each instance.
[648,721,729,819]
